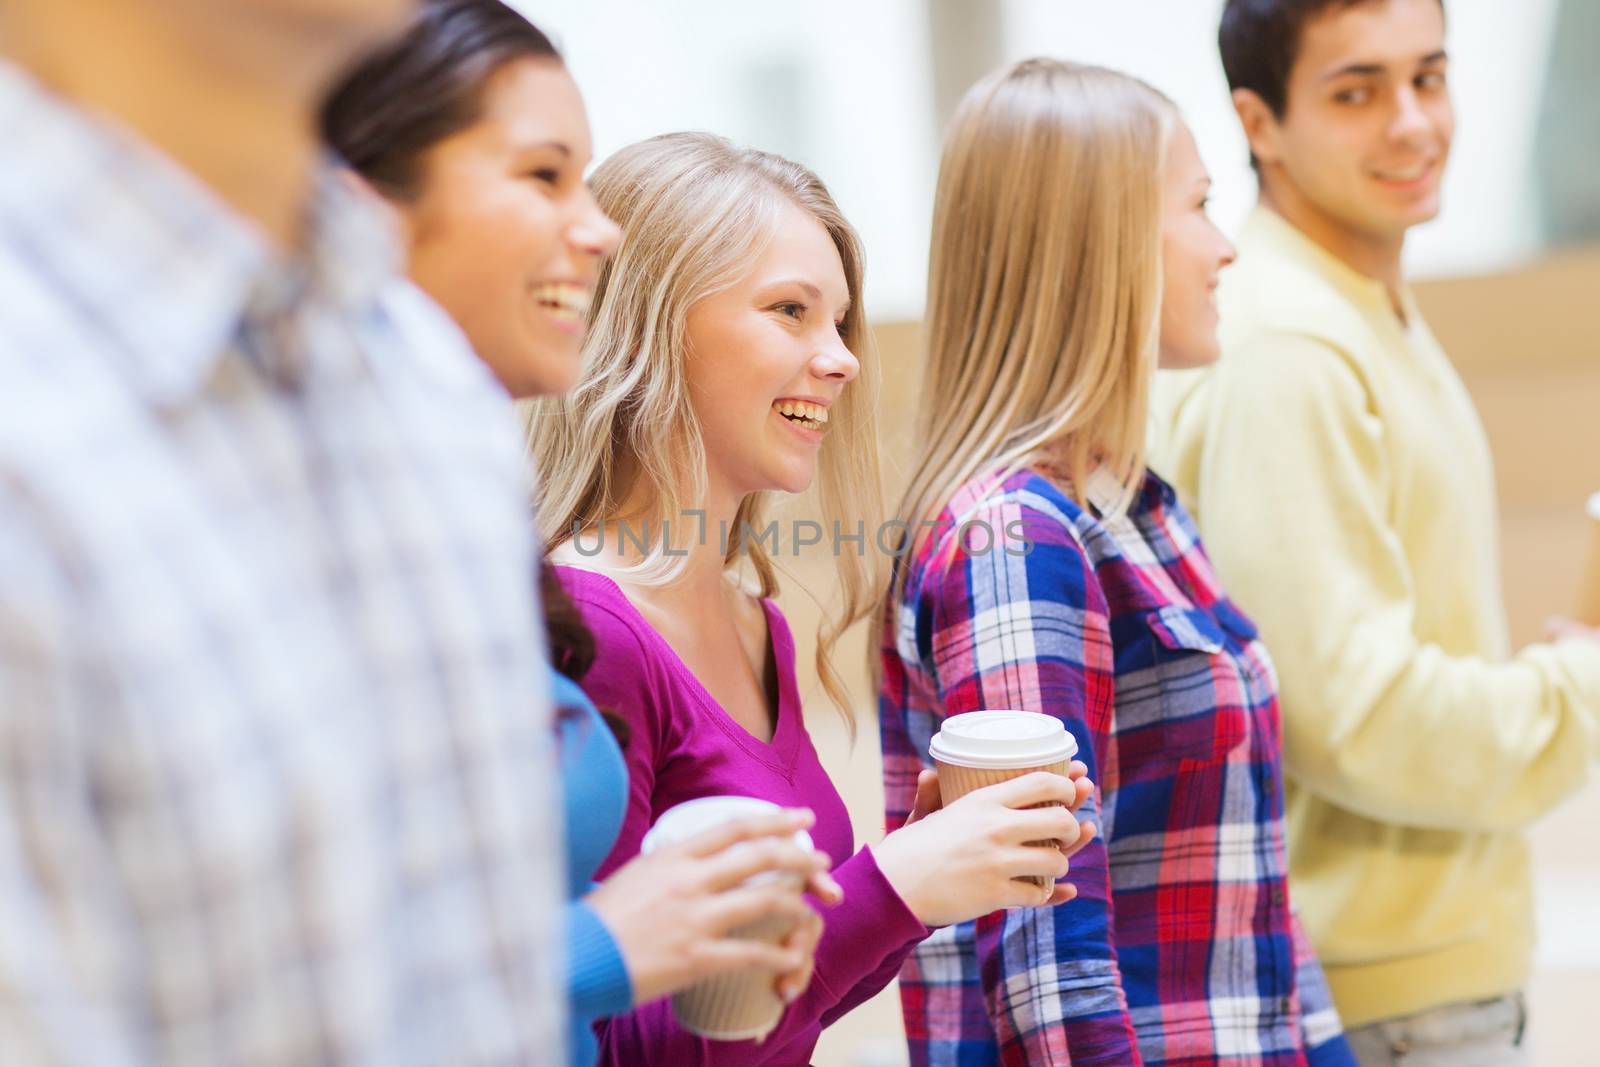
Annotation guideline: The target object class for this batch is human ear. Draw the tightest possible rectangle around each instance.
[1231,88,1283,169]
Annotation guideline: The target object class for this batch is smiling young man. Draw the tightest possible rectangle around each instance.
[1152,1,1600,1064]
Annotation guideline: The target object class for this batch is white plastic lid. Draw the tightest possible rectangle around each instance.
[641,795,814,856]
[928,710,1079,770]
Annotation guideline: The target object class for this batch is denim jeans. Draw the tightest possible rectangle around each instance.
[1345,993,1529,1067]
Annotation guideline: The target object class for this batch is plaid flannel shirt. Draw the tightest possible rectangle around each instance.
[0,61,563,1065]
[881,465,1354,1067]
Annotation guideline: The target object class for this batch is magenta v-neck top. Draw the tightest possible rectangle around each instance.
[556,566,928,1066]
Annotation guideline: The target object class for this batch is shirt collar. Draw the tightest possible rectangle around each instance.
[1082,465,1130,516]
[0,60,401,408]
[1244,205,1420,326]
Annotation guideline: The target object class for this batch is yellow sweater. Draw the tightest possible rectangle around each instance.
[1151,206,1600,1028]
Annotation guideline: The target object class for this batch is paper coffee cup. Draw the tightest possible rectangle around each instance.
[641,796,813,1042]
[928,710,1079,890]
[1578,492,1600,626]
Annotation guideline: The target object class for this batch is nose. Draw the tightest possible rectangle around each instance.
[811,330,859,383]
[1218,234,1238,270]
[1389,85,1432,147]
[569,189,621,260]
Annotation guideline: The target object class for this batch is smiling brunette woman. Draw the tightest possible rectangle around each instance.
[322,6,841,1065]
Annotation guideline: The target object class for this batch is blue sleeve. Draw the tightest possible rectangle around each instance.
[566,899,633,1022]
[565,900,633,1067]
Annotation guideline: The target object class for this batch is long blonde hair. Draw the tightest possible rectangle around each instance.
[893,59,1174,580]
[527,131,882,729]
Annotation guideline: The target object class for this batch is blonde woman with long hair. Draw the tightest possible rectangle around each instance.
[880,60,1356,1065]
[528,131,1096,1065]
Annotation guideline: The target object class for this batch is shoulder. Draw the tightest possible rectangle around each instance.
[553,566,657,666]
[552,566,683,761]
[1212,327,1381,431]
[904,467,1108,612]
[1218,246,1384,396]
[0,250,137,470]
[931,467,1096,556]
[0,258,154,601]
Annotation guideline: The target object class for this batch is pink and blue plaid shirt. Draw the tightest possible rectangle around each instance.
[881,465,1353,1067]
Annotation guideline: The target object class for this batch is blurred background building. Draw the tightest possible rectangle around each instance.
[515,3,1598,1064]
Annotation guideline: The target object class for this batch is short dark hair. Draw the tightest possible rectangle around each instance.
[1218,0,1442,117]
[320,0,559,199]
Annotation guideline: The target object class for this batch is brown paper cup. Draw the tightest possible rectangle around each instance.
[1578,493,1600,626]
[669,901,801,1041]
[934,759,1071,889]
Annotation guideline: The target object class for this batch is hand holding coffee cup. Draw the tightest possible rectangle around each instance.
[631,797,828,1041]
[585,800,835,1033]
[871,711,1096,927]
[901,760,1095,835]
[930,710,1087,889]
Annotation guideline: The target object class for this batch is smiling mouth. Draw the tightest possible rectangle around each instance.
[774,399,828,432]
[1371,161,1436,183]
[531,282,591,325]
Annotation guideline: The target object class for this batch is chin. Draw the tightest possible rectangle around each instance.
[1158,336,1220,371]
[764,464,817,497]
[1406,196,1443,226]
[1159,354,1219,372]
[519,343,584,399]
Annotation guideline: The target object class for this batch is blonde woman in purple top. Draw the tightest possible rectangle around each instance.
[527,132,1101,1065]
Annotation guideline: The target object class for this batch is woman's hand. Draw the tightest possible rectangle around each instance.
[773,900,824,1004]
[584,808,842,1005]
[873,770,1099,928]
[900,761,1095,826]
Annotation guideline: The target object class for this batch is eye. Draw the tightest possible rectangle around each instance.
[773,302,806,320]
[1416,70,1446,91]
[525,167,563,185]
[1333,87,1372,106]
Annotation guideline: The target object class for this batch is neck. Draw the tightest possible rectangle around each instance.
[1259,171,1407,308]
[0,5,352,251]
[592,476,747,610]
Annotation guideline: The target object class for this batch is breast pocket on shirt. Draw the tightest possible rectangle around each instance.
[1118,605,1249,767]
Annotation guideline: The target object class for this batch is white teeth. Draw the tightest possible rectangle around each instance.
[1376,163,1429,182]
[531,282,591,320]
[774,400,828,426]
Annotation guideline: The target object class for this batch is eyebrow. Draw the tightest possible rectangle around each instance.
[1321,49,1448,81]
[763,279,852,315]
[513,140,572,157]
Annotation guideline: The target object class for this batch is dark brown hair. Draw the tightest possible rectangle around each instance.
[323,1,624,746]
[321,0,560,199]
[1219,0,1444,117]
[541,561,630,749]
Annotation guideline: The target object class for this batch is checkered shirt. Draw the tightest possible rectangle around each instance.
[0,61,563,1066]
[881,465,1353,1066]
